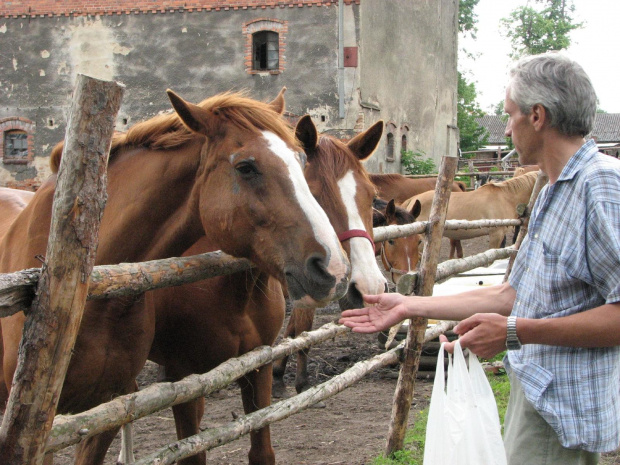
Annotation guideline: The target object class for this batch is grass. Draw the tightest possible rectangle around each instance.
[371,356,511,465]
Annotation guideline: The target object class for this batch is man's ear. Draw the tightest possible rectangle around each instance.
[530,103,547,131]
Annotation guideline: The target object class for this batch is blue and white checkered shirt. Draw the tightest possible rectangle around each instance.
[507,139,620,452]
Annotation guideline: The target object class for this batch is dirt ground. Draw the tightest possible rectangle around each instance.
[51,234,620,464]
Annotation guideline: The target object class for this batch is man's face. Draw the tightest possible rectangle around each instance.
[504,89,540,166]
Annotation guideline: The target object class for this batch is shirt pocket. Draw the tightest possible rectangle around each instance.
[538,243,578,314]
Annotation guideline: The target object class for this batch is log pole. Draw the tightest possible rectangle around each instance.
[0,75,123,465]
[385,155,458,455]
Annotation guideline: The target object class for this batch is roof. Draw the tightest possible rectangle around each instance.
[1,0,359,18]
[476,113,620,145]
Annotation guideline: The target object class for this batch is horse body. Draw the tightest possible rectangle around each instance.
[370,173,466,204]
[0,90,349,464]
[372,198,422,285]
[272,118,387,398]
[402,171,538,256]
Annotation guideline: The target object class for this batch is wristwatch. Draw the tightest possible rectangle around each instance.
[506,316,522,350]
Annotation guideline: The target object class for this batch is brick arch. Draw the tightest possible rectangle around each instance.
[243,18,288,75]
[0,117,35,165]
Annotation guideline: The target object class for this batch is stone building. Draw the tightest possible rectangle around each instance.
[0,0,458,189]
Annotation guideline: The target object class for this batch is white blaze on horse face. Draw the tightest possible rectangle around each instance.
[337,171,387,296]
[261,131,350,280]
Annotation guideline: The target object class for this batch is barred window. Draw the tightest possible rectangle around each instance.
[4,131,29,163]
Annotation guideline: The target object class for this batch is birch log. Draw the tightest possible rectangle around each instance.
[386,155,458,455]
[0,75,123,465]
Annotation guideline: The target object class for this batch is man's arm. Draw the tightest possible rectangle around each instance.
[339,282,516,334]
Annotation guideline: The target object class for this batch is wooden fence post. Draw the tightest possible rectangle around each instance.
[0,75,124,465]
[385,155,458,455]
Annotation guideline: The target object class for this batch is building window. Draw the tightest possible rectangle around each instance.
[401,134,407,153]
[4,131,28,162]
[385,122,397,162]
[0,117,35,165]
[253,31,279,71]
[243,19,287,75]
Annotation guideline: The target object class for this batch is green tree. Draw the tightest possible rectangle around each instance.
[457,0,488,152]
[501,0,583,59]
[458,72,489,152]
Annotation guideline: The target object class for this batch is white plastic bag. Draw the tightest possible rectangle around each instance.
[423,341,506,465]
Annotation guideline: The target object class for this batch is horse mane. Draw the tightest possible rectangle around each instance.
[484,171,537,195]
[49,91,298,174]
[311,135,374,214]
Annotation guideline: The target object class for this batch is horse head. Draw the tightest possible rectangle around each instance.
[167,90,350,308]
[295,115,387,309]
[374,198,422,285]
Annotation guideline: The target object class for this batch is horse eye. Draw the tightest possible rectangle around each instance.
[388,239,395,246]
[235,160,259,178]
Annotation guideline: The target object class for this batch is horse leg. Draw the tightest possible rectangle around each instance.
[449,239,463,259]
[271,312,296,398]
[170,398,206,465]
[489,228,507,249]
[74,427,121,465]
[292,307,315,394]
[117,380,140,465]
[239,364,276,465]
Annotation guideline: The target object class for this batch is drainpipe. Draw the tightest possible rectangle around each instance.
[338,0,345,119]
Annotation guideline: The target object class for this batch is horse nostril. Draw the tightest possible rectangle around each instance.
[305,254,331,282]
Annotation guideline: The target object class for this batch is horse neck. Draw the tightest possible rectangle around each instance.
[95,143,205,264]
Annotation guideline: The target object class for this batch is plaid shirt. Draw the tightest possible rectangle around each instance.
[507,139,620,452]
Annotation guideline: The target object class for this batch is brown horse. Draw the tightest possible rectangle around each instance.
[0,90,350,465]
[370,173,467,204]
[372,198,422,285]
[271,120,388,398]
[401,171,538,257]
[144,112,385,465]
[370,173,467,258]
[0,187,34,405]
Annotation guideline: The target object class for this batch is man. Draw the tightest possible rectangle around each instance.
[339,52,620,465]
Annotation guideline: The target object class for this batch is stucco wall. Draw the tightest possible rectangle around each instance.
[358,0,458,173]
[0,0,457,187]
[0,6,355,187]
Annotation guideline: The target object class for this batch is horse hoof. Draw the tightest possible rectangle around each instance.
[271,383,290,399]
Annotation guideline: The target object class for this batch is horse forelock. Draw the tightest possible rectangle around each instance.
[311,136,373,214]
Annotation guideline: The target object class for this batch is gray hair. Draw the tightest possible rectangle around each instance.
[507,52,597,137]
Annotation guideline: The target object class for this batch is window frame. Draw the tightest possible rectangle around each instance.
[0,117,35,165]
[243,18,288,75]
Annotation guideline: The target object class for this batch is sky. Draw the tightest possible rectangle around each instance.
[459,0,620,114]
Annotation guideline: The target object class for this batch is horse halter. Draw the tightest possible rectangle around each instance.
[337,229,375,252]
[380,241,411,282]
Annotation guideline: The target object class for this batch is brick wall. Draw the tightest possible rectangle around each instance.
[1,0,359,18]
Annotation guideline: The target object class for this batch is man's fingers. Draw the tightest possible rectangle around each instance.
[340,308,369,318]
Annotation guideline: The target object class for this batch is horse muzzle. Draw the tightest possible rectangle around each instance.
[285,253,350,308]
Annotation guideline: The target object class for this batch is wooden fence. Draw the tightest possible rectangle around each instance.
[0,76,548,464]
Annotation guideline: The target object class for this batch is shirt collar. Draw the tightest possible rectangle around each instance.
[557,139,598,182]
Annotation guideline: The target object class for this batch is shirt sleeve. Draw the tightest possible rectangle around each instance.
[585,174,620,304]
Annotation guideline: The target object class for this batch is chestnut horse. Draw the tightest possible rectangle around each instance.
[0,187,34,404]
[144,110,385,465]
[0,90,350,465]
[370,173,467,258]
[401,171,538,257]
[369,173,467,204]
[372,198,422,285]
[271,120,388,398]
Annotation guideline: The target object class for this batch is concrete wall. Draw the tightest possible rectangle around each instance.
[358,0,458,173]
[0,0,457,187]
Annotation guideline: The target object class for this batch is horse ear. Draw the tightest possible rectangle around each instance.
[410,199,422,221]
[269,87,286,114]
[385,199,397,223]
[167,89,214,136]
[347,120,383,161]
[295,115,319,156]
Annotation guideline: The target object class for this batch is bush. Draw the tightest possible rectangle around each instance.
[401,150,437,176]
